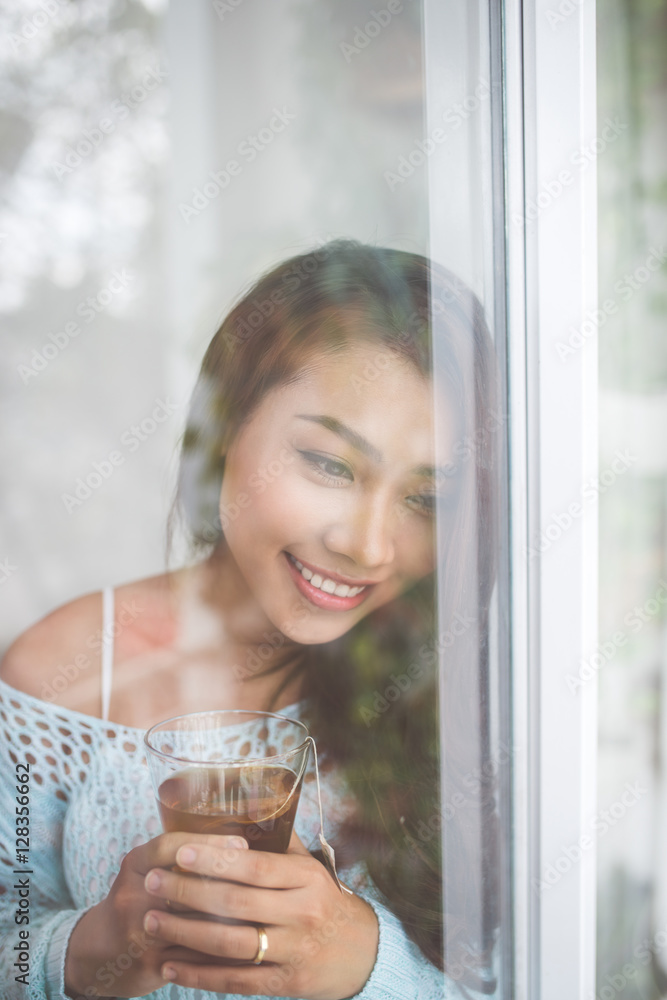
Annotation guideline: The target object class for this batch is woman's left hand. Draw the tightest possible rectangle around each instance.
[142,828,379,999]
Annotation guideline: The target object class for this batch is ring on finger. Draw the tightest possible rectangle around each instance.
[252,925,269,965]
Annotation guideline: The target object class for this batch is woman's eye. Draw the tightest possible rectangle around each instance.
[298,451,353,483]
[405,492,457,515]
[405,492,437,515]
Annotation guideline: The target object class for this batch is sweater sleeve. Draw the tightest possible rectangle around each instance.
[0,694,94,1000]
[342,864,488,1000]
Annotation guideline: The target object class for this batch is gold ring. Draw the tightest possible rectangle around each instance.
[252,925,269,965]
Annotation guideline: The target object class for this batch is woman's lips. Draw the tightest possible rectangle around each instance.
[283,552,375,612]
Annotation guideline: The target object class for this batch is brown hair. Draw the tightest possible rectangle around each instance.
[169,240,500,988]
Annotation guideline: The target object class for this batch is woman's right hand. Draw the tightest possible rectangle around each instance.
[64,831,250,999]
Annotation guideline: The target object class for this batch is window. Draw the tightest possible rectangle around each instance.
[6,1,660,997]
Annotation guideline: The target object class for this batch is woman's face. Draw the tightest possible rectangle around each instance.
[218,343,460,645]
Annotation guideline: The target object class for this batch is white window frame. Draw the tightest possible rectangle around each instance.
[506,1,598,997]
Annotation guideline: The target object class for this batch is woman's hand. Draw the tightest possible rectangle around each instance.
[64,831,252,999]
[141,829,380,1000]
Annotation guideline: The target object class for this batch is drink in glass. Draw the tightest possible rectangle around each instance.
[144,709,311,853]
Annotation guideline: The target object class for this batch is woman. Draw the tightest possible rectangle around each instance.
[0,241,499,999]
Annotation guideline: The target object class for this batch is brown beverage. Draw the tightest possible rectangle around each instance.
[158,763,302,853]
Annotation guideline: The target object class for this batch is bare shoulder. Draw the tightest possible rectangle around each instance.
[0,589,105,709]
[0,569,185,715]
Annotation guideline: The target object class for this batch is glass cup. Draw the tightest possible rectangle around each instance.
[144,709,311,853]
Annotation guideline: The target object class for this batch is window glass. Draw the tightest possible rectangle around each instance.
[0,2,510,996]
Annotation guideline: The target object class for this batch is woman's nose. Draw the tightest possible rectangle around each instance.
[323,496,396,570]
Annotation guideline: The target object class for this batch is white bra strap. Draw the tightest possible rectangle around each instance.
[101,586,115,722]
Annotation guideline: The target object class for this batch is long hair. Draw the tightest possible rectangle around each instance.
[168,240,500,986]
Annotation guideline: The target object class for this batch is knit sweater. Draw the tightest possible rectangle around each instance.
[0,677,480,1000]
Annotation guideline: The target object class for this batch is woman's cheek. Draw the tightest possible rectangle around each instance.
[251,473,324,541]
[397,520,436,579]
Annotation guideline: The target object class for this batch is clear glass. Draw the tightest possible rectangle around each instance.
[0,1,510,996]
[424,2,511,994]
[144,710,311,853]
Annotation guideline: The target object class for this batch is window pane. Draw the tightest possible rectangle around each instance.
[424,1,511,994]
[0,2,510,997]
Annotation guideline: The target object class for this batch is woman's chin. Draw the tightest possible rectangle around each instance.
[275,609,365,645]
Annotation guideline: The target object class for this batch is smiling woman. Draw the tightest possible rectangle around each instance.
[163,239,500,989]
[0,240,498,1000]
[216,343,446,642]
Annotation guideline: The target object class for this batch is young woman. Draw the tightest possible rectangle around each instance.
[0,241,499,1000]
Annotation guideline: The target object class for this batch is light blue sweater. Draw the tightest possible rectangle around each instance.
[0,678,483,1000]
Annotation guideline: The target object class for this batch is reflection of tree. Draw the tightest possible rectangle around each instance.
[291,0,428,247]
[0,0,168,312]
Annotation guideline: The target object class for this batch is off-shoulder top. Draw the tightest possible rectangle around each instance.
[0,588,478,1000]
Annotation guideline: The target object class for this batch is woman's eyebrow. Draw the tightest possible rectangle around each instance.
[413,463,460,482]
[296,414,383,462]
[295,415,453,481]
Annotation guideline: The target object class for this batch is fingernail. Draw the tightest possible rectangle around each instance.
[145,870,161,892]
[162,965,177,981]
[144,912,159,933]
[177,846,197,865]
[229,837,248,849]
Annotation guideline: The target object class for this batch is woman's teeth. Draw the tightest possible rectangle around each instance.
[290,556,366,598]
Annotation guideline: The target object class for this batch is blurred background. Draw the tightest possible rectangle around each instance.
[2,0,667,995]
[597,0,667,995]
[0,0,432,638]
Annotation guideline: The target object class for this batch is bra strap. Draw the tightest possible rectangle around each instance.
[101,587,115,722]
